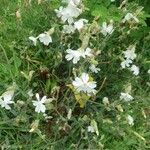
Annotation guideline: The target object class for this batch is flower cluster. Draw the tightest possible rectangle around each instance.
[25,0,144,132]
[55,0,88,34]
[121,45,139,75]
[55,0,98,101]
[55,0,82,24]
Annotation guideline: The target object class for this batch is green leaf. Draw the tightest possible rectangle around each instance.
[91,6,108,18]
[91,5,122,22]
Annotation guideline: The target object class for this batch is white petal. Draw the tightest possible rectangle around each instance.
[35,93,40,101]
[81,73,89,83]
[29,36,37,46]
[5,104,11,110]
[130,65,139,76]
[41,96,47,103]
[88,82,97,89]
[72,77,83,87]
[40,104,46,113]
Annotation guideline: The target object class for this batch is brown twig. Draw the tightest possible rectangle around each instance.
[98,77,107,92]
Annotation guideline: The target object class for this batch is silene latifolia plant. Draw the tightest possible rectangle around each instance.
[1,0,149,140]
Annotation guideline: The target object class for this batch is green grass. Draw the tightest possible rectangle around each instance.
[0,0,150,149]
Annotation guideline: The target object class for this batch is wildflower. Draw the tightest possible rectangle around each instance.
[120,92,134,102]
[89,64,100,73]
[74,19,88,31]
[65,49,82,64]
[32,93,47,113]
[130,65,139,76]
[122,13,139,23]
[0,86,15,110]
[38,32,52,46]
[123,46,137,60]
[72,73,97,95]
[81,47,93,58]
[148,69,150,74]
[101,22,114,36]
[55,4,82,24]
[29,36,37,46]
[62,24,75,34]
[121,59,132,68]
[127,115,134,126]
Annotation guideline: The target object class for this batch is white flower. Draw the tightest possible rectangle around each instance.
[74,19,88,31]
[89,64,100,73]
[123,46,137,60]
[65,49,82,64]
[0,88,15,110]
[101,22,114,36]
[32,93,47,113]
[55,4,82,24]
[148,69,150,74]
[127,115,134,126]
[130,65,139,76]
[81,47,93,58]
[65,47,93,64]
[62,24,75,34]
[121,59,132,68]
[29,36,38,46]
[88,126,95,133]
[120,92,134,102]
[38,33,52,46]
[72,73,97,95]
[122,13,139,23]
